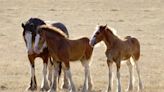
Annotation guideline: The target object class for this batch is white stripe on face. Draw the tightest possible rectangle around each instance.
[25,31,33,54]
[90,26,100,47]
[89,37,96,47]
[34,34,40,54]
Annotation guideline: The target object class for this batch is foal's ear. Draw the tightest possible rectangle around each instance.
[105,24,107,27]
[104,24,108,30]
[21,23,25,29]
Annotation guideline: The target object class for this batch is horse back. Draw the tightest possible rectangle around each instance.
[68,37,93,61]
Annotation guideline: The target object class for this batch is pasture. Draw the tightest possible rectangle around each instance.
[0,0,164,92]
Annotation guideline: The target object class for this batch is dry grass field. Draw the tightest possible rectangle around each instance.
[0,0,164,92]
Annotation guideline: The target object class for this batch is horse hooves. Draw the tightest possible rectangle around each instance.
[26,86,37,91]
[48,89,56,92]
[62,84,70,89]
[40,87,49,91]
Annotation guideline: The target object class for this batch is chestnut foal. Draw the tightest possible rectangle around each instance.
[34,25,94,92]
[90,25,143,92]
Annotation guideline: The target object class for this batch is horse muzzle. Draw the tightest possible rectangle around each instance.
[89,38,96,47]
[33,47,41,54]
[27,49,34,55]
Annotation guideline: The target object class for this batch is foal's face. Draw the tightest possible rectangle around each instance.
[34,28,46,54]
[90,25,106,47]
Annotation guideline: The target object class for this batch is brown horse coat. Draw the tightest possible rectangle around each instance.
[90,25,143,92]
[35,25,93,92]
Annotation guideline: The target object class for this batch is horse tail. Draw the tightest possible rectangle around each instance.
[58,62,62,84]
[131,37,140,61]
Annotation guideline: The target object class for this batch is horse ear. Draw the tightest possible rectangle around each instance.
[104,24,108,30]
[21,23,25,28]
[105,24,107,27]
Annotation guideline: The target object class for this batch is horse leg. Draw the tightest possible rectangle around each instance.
[48,62,60,92]
[41,57,49,91]
[48,58,54,87]
[88,66,93,91]
[126,59,134,91]
[107,60,113,92]
[26,56,37,91]
[62,69,70,89]
[64,62,76,92]
[81,60,91,92]
[116,62,121,92]
[135,61,143,91]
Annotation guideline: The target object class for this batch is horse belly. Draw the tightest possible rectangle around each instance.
[69,52,84,61]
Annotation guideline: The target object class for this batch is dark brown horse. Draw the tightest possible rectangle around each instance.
[21,18,69,91]
[90,25,143,92]
[34,25,93,92]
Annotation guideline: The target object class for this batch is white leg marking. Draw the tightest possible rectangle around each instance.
[48,61,53,86]
[62,69,70,89]
[41,63,49,91]
[30,65,35,88]
[117,71,121,92]
[126,60,134,91]
[135,62,143,90]
[25,31,33,54]
[88,68,93,91]
[65,69,76,92]
[49,63,59,92]
[107,63,113,92]
[82,61,89,92]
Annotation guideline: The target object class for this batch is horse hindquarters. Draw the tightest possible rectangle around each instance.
[130,38,140,61]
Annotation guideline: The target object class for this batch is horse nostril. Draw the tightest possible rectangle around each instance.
[89,40,95,47]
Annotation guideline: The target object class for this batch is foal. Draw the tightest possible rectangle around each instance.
[34,25,93,92]
[90,25,143,92]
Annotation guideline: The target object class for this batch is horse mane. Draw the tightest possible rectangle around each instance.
[38,24,67,38]
[106,26,117,36]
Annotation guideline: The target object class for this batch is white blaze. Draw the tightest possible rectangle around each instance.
[33,34,41,54]
[25,31,32,53]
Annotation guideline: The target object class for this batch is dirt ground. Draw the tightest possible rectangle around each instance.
[0,0,164,92]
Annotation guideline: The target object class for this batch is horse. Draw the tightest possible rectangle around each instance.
[21,18,69,91]
[89,25,143,92]
[34,25,94,92]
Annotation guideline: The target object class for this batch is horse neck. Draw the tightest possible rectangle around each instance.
[103,30,118,49]
[45,31,66,43]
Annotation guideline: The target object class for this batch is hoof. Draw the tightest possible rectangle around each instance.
[40,83,50,91]
[126,87,133,92]
[26,85,37,91]
[48,89,56,92]
[40,86,49,91]
[62,83,70,89]
[88,84,93,91]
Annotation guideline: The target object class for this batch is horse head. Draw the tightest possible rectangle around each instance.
[21,18,46,55]
[90,24,107,47]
